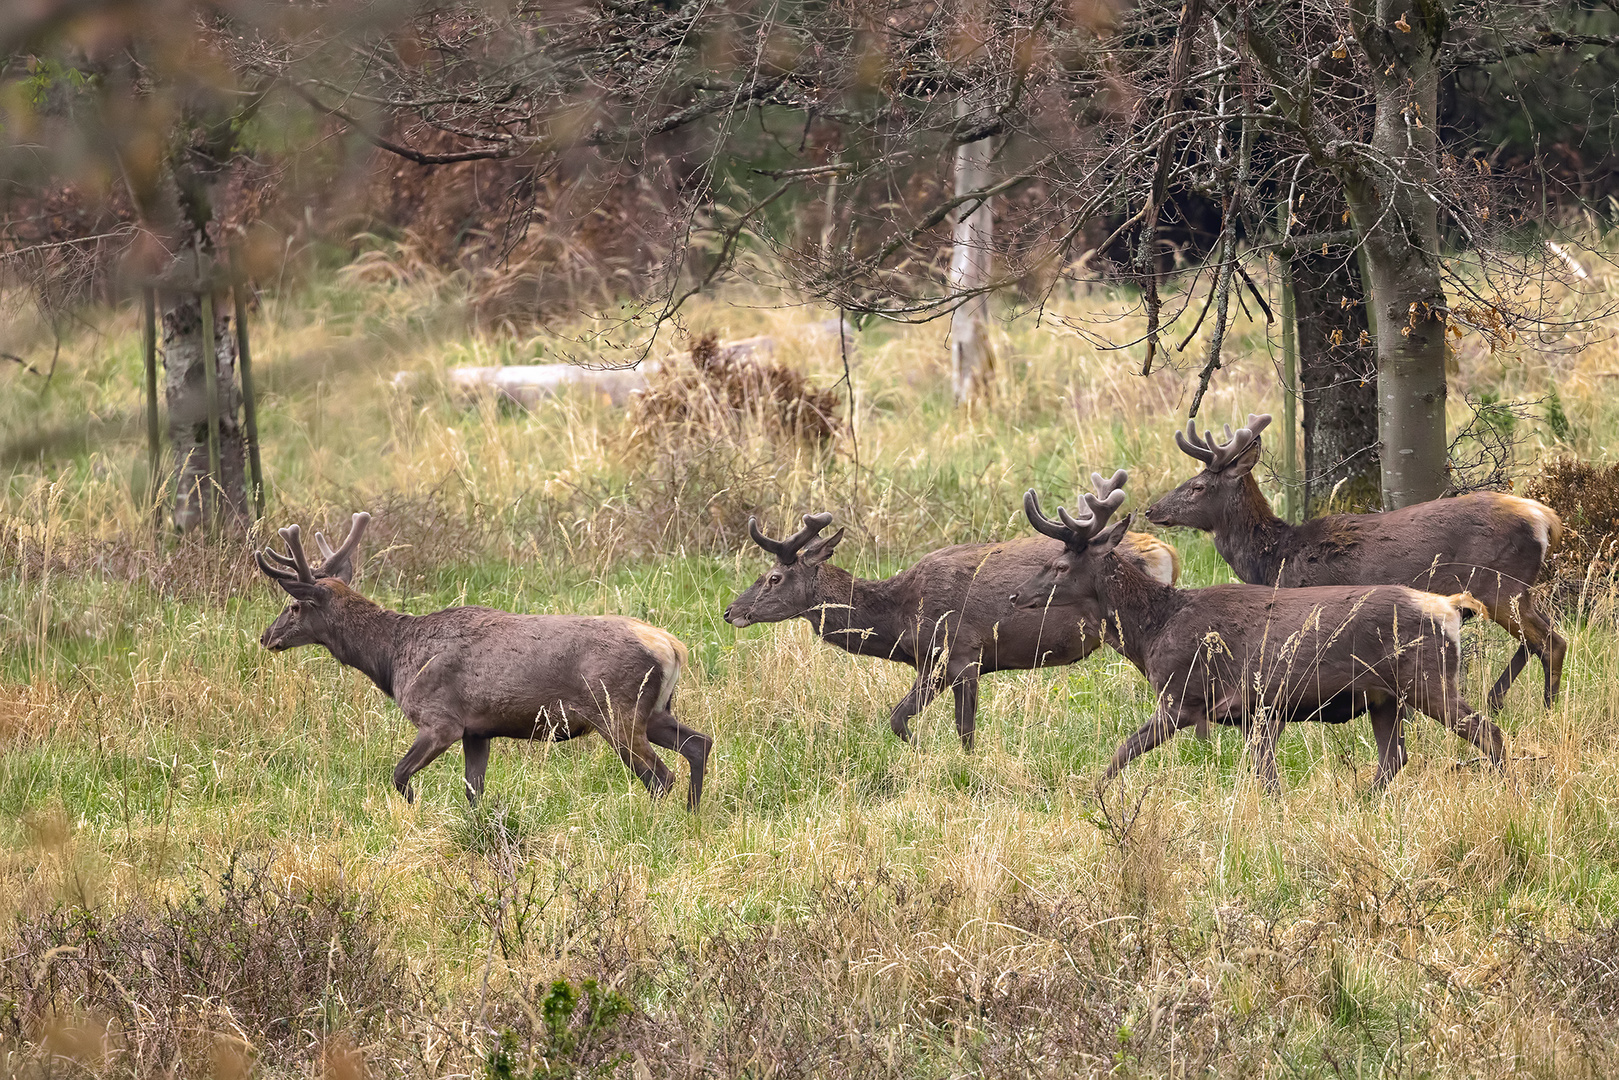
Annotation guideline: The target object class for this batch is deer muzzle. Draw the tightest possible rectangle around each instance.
[1143,497,1176,526]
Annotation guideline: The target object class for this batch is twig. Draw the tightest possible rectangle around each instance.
[1,352,41,375]
[1234,260,1274,323]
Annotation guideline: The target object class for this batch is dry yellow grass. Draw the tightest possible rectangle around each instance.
[2,246,1619,1076]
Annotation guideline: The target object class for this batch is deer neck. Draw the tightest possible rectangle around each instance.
[320,595,412,699]
[803,563,907,659]
[1096,554,1181,670]
[1212,474,1292,585]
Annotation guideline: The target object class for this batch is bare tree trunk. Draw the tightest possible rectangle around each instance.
[162,290,246,531]
[948,120,995,403]
[1291,250,1380,514]
[1347,3,1450,507]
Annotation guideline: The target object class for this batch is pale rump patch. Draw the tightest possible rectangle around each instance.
[1485,493,1564,554]
[1410,590,1486,646]
[1130,536,1181,586]
[626,619,687,712]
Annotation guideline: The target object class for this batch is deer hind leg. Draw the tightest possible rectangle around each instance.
[1416,682,1506,771]
[1485,593,1532,711]
[1367,694,1407,788]
[951,665,981,751]
[610,732,675,801]
[1486,592,1565,711]
[1522,600,1566,707]
[393,723,463,804]
[647,709,712,812]
[462,735,492,804]
[1487,644,1531,713]
[1247,711,1288,797]
[888,659,946,743]
[1102,706,1198,789]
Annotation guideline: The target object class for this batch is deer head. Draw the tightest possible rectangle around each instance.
[724,512,844,626]
[1010,471,1132,610]
[256,513,371,650]
[1145,413,1271,530]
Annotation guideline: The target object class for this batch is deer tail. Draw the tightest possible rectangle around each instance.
[1450,592,1489,623]
[1543,506,1565,555]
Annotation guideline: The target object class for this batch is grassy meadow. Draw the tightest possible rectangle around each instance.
[4,247,1619,1077]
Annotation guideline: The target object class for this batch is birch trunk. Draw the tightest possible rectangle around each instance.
[948,126,995,403]
[1348,0,1451,507]
[162,291,246,531]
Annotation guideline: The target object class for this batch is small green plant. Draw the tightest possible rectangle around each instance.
[1476,390,1517,439]
[483,978,632,1080]
[1545,385,1574,443]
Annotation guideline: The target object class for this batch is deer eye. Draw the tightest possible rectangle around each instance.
[767,573,783,586]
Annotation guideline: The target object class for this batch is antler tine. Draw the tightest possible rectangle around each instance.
[315,512,371,576]
[747,516,787,558]
[1091,469,1129,500]
[1208,413,1273,471]
[1024,490,1076,544]
[277,524,316,582]
[782,512,834,557]
[256,550,301,581]
[1174,418,1216,464]
[261,547,299,569]
[1083,488,1128,532]
[1056,503,1096,537]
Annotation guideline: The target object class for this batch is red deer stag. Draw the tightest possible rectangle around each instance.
[723,473,1180,748]
[255,513,711,809]
[1146,414,1565,711]
[1010,480,1506,793]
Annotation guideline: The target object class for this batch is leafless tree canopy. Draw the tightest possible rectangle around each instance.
[5,0,1618,415]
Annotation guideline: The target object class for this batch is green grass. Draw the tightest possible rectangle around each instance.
[5,254,1619,1076]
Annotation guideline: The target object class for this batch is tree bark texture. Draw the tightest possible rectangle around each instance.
[948,129,995,403]
[1290,250,1380,515]
[1347,0,1451,507]
[162,291,246,531]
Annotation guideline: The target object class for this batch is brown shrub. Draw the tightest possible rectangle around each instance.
[629,332,842,449]
[1523,456,1619,610]
[0,856,417,1077]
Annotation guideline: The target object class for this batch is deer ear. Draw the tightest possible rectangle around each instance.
[1227,437,1262,478]
[275,576,329,603]
[1089,515,1132,555]
[799,528,846,566]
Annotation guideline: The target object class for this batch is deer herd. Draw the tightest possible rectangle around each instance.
[255,412,1566,810]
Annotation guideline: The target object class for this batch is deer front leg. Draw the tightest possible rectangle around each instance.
[952,671,980,751]
[463,735,492,804]
[1367,695,1407,788]
[1101,706,1195,788]
[393,723,462,804]
[888,660,946,743]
